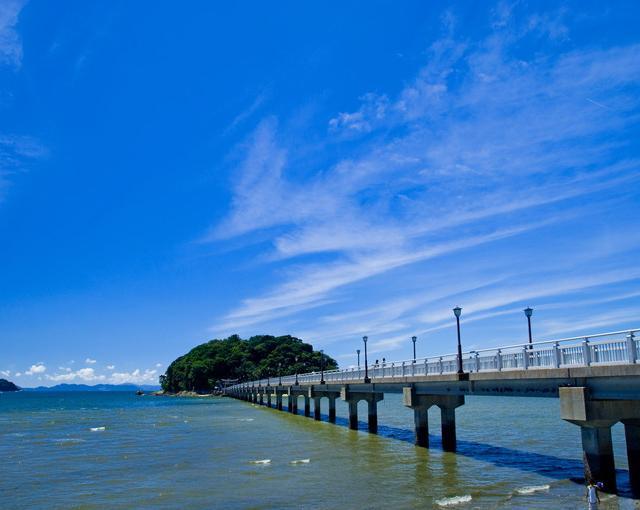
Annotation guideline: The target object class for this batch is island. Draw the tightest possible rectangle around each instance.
[0,379,20,392]
[161,334,337,393]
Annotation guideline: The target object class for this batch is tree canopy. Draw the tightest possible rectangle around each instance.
[160,334,337,393]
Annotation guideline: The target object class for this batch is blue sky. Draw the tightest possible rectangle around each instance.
[1,1,639,387]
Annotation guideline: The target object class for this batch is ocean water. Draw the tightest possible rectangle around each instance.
[0,391,638,510]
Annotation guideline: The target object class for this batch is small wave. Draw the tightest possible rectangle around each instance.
[238,418,255,422]
[435,495,472,507]
[515,484,550,495]
[249,459,271,465]
[89,426,106,432]
[54,438,85,444]
[290,459,310,464]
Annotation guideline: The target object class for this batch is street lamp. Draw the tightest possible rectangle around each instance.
[357,349,361,369]
[524,307,533,349]
[363,336,371,383]
[412,335,417,362]
[278,362,282,386]
[294,356,299,385]
[453,306,464,375]
[320,350,325,385]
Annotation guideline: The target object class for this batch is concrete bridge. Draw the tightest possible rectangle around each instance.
[226,328,640,494]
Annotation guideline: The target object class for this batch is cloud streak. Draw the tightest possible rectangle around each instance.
[208,4,640,351]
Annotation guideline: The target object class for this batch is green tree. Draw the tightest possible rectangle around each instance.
[160,334,337,393]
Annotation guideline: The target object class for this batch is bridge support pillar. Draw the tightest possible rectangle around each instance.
[258,391,264,406]
[266,389,272,408]
[341,385,384,433]
[276,391,283,411]
[313,397,321,420]
[328,396,337,423]
[560,386,640,493]
[287,392,296,414]
[623,420,640,495]
[304,395,311,417]
[403,387,464,450]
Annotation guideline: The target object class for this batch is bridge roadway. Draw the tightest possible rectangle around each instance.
[226,329,640,494]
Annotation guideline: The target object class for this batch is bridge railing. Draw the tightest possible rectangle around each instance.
[228,328,638,390]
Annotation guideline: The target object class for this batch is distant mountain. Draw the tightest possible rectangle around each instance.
[25,383,161,392]
[0,379,20,392]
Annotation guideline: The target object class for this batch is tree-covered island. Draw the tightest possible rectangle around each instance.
[0,379,20,392]
[160,334,337,393]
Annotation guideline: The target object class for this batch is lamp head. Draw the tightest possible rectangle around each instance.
[363,335,368,343]
[453,306,462,318]
[412,335,417,342]
[524,307,533,318]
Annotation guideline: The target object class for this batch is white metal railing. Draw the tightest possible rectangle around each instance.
[227,328,639,390]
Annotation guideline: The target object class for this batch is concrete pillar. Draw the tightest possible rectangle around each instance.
[440,406,457,452]
[328,396,337,423]
[368,399,379,433]
[313,397,321,420]
[413,407,429,447]
[623,420,640,494]
[304,395,311,417]
[341,386,384,433]
[348,400,358,430]
[559,387,631,493]
[258,392,264,406]
[266,390,272,408]
[287,393,295,413]
[292,396,298,415]
[276,393,283,411]
[403,388,464,450]
[581,425,616,491]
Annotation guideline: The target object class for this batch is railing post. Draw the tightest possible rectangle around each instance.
[583,338,592,366]
[627,332,638,363]
[523,346,529,370]
[496,349,502,371]
[401,362,404,377]
[424,358,428,375]
[475,352,480,373]
[438,357,443,374]
[554,341,562,368]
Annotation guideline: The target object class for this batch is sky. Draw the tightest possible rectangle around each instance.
[1,1,639,387]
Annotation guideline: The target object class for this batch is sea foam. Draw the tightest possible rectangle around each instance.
[435,495,472,507]
[515,484,550,495]
[290,459,310,464]
[90,426,106,432]
[249,459,271,465]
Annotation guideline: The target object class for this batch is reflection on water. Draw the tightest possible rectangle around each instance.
[0,392,637,509]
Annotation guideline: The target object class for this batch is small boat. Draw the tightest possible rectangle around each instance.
[136,389,144,396]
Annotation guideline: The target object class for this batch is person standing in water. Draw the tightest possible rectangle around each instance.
[586,480,600,509]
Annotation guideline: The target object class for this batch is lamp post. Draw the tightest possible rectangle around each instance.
[412,335,417,362]
[363,336,371,383]
[357,349,361,369]
[278,362,282,386]
[294,356,299,385]
[320,350,325,385]
[453,306,464,375]
[524,307,533,349]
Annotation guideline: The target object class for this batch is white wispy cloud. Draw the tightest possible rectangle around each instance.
[0,0,26,68]
[85,358,97,364]
[208,5,640,349]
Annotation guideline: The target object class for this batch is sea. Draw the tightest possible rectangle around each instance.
[1,391,638,510]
